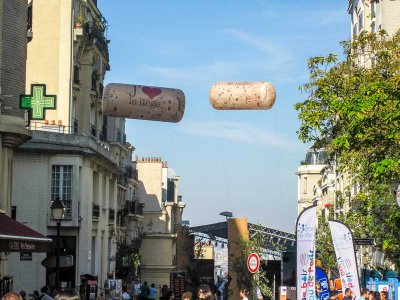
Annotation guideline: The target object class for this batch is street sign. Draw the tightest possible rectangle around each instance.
[354,238,375,246]
[247,252,260,273]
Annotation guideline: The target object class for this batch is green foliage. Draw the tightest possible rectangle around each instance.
[115,243,141,285]
[230,225,272,298]
[295,30,400,268]
[316,215,336,271]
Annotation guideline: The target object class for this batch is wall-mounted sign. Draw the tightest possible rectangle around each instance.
[20,84,56,120]
[20,252,32,261]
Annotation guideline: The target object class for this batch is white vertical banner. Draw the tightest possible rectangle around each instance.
[329,221,361,298]
[296,205,317,300]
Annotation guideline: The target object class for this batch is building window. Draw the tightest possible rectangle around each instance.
[358,11,364,32]
[371,2,376,19]
[303,177,308,194]
[27,3,32,31]
[51,165,73,218]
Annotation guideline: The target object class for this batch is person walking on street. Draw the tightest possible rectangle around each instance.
[182,292,192,300]
[54,289,79,300]
[239,289,248,300]
[159,285,172,300]
[39,286,54,300]
[358,288,369,300]
[343,288,354,300]
[148,284,157,300]
[131,278,141,300]
[139,282,150,300]
[198,285,214,300]
[122,286,132,300]
[2,293,22,300]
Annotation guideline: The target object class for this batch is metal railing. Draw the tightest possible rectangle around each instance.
[124,200,144,216]
[92,204,100,219]
[109,208,115,223]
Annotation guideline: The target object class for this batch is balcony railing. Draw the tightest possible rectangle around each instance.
[109,208,115,223]
[126,166,138,180]
[124,200,144,216]
[87,22,109,60]
[92,204,100,219]
[74,66,80,84]
[117,170,128,187]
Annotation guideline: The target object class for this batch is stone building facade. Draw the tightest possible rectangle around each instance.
[4,0,142,292]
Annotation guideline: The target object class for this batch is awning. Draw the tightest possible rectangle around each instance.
[0,213,51,252]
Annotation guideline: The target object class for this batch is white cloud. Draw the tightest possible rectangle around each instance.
[225,29,292,64]
[177,120,297,149]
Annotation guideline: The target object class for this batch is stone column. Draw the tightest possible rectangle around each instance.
[228,218,249,300]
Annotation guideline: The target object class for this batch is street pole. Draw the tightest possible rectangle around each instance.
[273,273,276,300]
[56,220,61,291]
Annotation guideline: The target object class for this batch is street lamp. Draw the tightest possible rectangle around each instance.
[50,197,65,291]
[219,211,233,219]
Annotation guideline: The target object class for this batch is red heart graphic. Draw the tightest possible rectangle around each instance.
[142,86,162,99]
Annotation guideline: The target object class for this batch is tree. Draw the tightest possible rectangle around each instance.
[230,224,272,299]
[295,30,400,268]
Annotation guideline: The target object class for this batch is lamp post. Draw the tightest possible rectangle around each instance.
[50,197,65,291]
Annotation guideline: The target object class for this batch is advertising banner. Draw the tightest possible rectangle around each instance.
[316,267,330,300]
[329,221,361,298]
[296,205,317,300]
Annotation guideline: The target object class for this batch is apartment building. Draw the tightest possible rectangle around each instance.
[136,158,186,286]
[349,0,400,37]
[4,0,142,292]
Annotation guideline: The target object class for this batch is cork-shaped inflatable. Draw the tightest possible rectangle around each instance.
[209,82,276,110]
[103,83,185,123]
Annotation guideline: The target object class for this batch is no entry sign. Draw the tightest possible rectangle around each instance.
[247,252,260,273]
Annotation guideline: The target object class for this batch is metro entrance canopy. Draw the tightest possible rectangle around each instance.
[188,221,295,256]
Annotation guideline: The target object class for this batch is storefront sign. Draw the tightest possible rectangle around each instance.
[20,252,32,261]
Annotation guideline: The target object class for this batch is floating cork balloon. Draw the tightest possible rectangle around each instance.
[103,83,185,123]
[209,81,276,110]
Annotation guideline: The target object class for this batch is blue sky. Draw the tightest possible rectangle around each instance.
[98,1,349,232]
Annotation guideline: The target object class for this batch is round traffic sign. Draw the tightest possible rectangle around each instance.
[247,252,260,273]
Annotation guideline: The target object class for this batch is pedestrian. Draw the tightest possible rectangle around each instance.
[148,284,157,300]
[54,290,79,300]
[197,285,214,300]
[373,292,381,300]
[380,291,387,300]
[239,289,248,300]
[39,286,54,300]
[139,282,150,300]
[182,292,192,300]
[159,285,172,300]
[2,293,22,300]
[358,288,369,300]
[367,291,374,300]
[123,286,132,300]
[343,288,353,300]
[131,278,141,300]
[29,291,39,300]
[19,291,26,300]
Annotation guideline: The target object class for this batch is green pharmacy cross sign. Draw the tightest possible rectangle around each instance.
[20,84,56,120]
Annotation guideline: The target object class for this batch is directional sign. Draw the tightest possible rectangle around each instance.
[247,252,260,273]
[354,238,375,246]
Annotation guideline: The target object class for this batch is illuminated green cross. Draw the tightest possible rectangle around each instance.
[20,84,56,120]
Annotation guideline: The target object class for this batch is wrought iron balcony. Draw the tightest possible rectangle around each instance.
[117,170,128,187]
[124,200,144,216]
[92,203,100,219]
[109,208,115,223]
[87,22,109,60]
[126,166,138,180]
